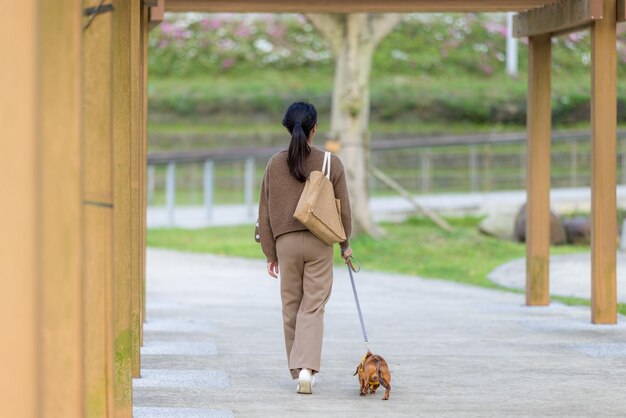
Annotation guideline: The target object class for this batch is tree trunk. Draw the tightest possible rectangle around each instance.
[306,13,401,237]
[337,14,378,235]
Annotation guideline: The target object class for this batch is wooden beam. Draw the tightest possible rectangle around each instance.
[0,1,39,416]
[513,0,603,38]
[82,0,115,415]
[618,0,626,21]
[590,0,617,324]
[167,0,559,13]
[112,0,134,414]
[149,0,165,30]
[131,0,143,379]
[526,34,552,307]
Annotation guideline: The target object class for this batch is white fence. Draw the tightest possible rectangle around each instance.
[147,131,626,227]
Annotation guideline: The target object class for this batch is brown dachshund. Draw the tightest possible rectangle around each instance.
[353,351,391,400]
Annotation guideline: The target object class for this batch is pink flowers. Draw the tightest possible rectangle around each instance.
[235,26,252,38]
[201,18,223,30]
[221,58,236,69]
[148,13,626,78]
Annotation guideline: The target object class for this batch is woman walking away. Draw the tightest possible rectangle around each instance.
[257,101,352,394]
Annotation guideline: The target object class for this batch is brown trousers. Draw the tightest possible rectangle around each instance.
[276,230,334,379]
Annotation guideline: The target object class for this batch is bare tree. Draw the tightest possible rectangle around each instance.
[306,13,402,236]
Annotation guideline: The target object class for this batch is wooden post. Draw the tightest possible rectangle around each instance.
[141,0,150,349]
[112,0,134,414]
[130,0,143,378]
[82,0,115,415]
[38,2,85,415]
[590,0,617,324]
[1,2,40,416]
[526,34,552,306]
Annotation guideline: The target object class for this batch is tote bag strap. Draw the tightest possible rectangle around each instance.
[321,151,331,180]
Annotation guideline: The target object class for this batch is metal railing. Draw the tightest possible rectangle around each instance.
[147,130,626,226]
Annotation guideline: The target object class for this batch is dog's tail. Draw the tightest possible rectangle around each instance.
[375,358,389,389]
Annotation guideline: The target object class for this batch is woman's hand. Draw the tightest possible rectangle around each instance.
[341,246,352,262]
[267,260,279,278]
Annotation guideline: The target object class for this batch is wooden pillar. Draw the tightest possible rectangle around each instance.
[1,1,84,417]
[130,0,143,379]
[82,0,115,415]
[590,0,618,324]
[39,2,85,415]
[142,0,164,339]
[526,34,552,306]
[0,2,40,416]
[141,3,150,348]
[112,0,134,414]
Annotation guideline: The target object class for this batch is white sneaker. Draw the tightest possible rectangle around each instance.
[296,368,313,394]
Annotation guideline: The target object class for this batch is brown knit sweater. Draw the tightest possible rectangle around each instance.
[258,146,352,262]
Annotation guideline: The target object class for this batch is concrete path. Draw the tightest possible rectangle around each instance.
[134,249,626,417]
[147,186,626,228]
[489,252,626,303]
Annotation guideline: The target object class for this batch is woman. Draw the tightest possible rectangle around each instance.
[257,101,352,394]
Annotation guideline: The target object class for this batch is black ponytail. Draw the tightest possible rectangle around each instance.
[282,102,317,182]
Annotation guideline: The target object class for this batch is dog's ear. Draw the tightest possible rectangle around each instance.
[365,351,373,358]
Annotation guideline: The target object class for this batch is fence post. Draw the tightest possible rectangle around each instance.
[245,157,255,219]
[621,136,626,185]
[469,145,478,192]
[420,149,431,193]
[506,12,519,77]
[166,161,175,226]
[147,165,155,205]
[570,141,578,187]
[520,143,526,189]
[204,160,214,221]
[483,144,492,191]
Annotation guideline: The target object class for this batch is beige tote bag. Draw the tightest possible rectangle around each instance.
[293,151,347,245]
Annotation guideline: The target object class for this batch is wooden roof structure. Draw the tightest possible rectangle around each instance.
[165,0,561,12]
[1,0,621,416]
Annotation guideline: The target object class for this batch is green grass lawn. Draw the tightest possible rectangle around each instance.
[147,216,579,286]
[147,216,625,315]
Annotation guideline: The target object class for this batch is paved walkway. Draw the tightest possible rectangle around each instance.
[489,252,626,303]
[147,186,626,228]
[134,249,626,417]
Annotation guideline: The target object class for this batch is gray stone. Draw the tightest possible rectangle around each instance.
[514,203,567,245]
[562,217,591,245]
[477,206,519,240]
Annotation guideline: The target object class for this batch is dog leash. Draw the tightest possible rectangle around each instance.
[343,253,370,352]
